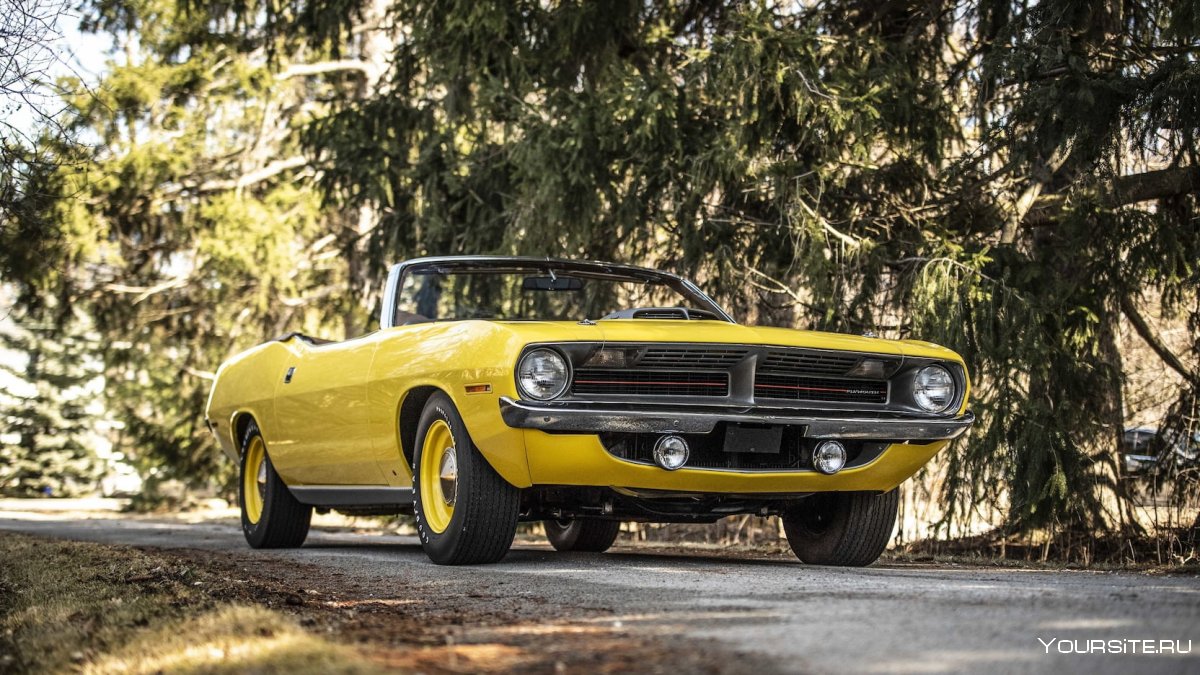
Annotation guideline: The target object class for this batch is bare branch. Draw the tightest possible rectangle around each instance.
[1025,166,1200,226]
[184,367,215,381]
[1120,295,1199,387]
[1002,145,1071,242]
[105,276,189,304]
[1,0,77,222]
[0,0,76,154]
[279,60,371,80]
[196,156,309,193]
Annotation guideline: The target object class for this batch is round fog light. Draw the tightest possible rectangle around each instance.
[813,441,847,475]
[653,435,690,471]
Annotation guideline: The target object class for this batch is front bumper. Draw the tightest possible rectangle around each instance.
[499,397,974,442]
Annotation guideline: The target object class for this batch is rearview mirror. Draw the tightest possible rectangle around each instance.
[522,275,584,291]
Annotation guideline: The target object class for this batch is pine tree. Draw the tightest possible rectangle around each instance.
[0,306,102,497]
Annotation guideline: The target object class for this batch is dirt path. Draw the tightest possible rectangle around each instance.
[2,510,1199,673]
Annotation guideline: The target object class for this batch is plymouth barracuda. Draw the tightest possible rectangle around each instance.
[205,256,974,565]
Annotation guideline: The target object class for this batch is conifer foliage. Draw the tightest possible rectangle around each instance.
[2,0,1196,533]
[0,308,101,497]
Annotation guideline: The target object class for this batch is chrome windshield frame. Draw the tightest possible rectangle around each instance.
[379,256,734,329]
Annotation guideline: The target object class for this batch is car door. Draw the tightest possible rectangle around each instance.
[269,336,388,485]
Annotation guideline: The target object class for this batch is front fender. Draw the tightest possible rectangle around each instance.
[367,321,601,488]
[382,376,533,488]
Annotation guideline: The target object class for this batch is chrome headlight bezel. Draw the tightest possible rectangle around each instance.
[912,364,957,413]
[516,347,571,401]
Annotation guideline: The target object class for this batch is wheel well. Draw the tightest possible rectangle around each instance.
[232,412,256,451]
[398,386,440,467]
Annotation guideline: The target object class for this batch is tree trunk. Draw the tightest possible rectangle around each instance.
[1097,299,1136,533]
[338,0,395,337]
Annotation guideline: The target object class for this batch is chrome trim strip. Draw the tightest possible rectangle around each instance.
[499,397,975,441]
[679,276,734,323]
[287,486,414,506]
[380,263,404,329]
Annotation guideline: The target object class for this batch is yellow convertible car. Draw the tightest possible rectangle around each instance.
[205,256,973,566]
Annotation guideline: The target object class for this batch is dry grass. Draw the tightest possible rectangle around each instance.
[895,526,1200,571]
[0,532,773,674]
[0,533,383,674]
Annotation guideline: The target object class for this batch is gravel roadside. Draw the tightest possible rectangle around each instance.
[1,510,1198,674]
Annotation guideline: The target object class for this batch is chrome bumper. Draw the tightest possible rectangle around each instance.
[499,397,975,442]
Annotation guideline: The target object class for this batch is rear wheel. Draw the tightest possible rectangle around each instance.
[544,518,621,552]
[781,489,898,566]
[413,393,520,565]
[240,421,311,548]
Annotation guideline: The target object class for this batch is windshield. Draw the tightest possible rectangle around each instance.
[393,263,724,323]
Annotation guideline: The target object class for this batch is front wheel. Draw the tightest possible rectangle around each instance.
[781,489,898,566]
[240,420,311,549]
[544,518,621,552]
[413,393,520,565]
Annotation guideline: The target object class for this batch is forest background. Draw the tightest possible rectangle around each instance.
[2,0,1197,561]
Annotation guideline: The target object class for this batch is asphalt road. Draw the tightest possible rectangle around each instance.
[1,510,1198,674]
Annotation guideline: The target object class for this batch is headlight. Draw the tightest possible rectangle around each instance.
[517,348,570,400]
[913,365,956,412]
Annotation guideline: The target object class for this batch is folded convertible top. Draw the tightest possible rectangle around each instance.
[272,331,335,346]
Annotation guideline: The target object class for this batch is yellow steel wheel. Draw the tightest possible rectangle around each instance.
[243,435,266,525]
[411,392,519,564]
[419,419,458,534]
[238,420,311,549]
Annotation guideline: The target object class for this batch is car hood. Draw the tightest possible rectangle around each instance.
[590,320,961,362]
[490,319,963,363]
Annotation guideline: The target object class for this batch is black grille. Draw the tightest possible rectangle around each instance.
[754,373,887,403]
[635,346,749,369]
[572,369,729,397]
[760,349,861,376]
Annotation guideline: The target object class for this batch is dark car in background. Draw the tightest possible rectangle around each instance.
[1120,426,1200,478]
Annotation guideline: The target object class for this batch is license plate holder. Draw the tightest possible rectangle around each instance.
[723,424,783,454]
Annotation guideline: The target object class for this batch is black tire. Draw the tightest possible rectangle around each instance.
[240,421,311,549]
[781,489,898,566]
[413,392,520,565]
[544,519,621,552]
